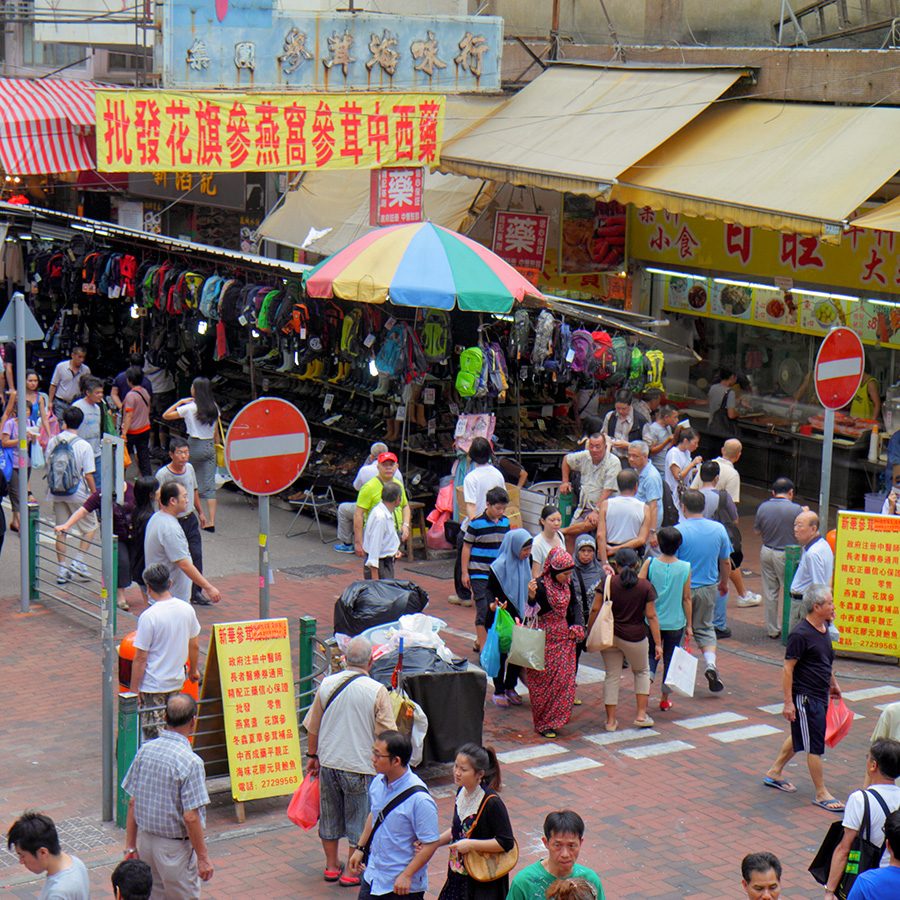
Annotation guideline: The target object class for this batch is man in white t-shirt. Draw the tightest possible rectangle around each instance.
[596,469,650,564]
[6,811,90,899]
[46,406,97,586]
[130,563,202,740]
[825,739,900,894]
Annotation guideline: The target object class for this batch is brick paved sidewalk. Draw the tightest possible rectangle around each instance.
[2,541,898,899]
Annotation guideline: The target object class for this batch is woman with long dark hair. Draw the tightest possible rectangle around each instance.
[163,376,219,531]
[592,548,662,732]
[130,475,160,600]
[437,743,515,900]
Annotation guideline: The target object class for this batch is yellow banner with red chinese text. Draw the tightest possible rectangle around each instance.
[833,512,900,659]
[209,618,303,802]
[96,91,445,174]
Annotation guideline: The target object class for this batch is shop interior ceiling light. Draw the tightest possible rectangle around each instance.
[645,267,707,279]
[713,277,775,291]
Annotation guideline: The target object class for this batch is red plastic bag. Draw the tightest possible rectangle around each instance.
[825,698,854,748]
[286,773,320,829]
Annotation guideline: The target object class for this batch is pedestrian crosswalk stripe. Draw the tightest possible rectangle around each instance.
[619,740,694,759]
[875,703,899,710]
[497,743,567,764]
[443,626,477,641]
[673,712,746,729]
[758,703,785,715]
[843,686,900,701]
[709,724,782,743]
[524,757,604,778]
[583,728,660,747]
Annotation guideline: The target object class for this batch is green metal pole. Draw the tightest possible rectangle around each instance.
[116,692,140,828]
[28,502,39,600]
[298,615,317,720]
[782,545,802,645]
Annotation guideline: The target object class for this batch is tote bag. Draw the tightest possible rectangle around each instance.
[664,644,698,698]
[585,578,614,652]
[507,617,545,671]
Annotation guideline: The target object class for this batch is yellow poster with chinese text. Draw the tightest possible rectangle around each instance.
[96,91,445,173]
[833,512,900,659]
[213,618,303,801]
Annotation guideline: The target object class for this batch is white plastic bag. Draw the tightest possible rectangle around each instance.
[664,645,698,698]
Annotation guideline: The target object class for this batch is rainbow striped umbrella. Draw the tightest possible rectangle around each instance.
[303,222,544,313]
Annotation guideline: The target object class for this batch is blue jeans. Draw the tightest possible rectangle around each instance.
[713,587,728,629]
[93,456,102,490]
[648,628,685,694]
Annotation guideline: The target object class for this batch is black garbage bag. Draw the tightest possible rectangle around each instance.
[368,645,468,687]
[333,580,429,637]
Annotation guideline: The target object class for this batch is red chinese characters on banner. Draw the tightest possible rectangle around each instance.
[491,212,550,270]
[369,167,424,225]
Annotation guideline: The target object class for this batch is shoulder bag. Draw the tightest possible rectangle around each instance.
[361,785,429,865]
[808,789,891,898]
[462,794,519,883]
[585,577,615,652]
[214,417,226,468]
[708,390,738,438]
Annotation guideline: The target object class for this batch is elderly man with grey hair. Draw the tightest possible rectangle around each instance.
[763,584,844,811]
[627,439,664,554]
[302,637,397,886]
[331,443,403,553]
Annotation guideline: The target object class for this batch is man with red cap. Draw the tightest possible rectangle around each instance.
[353,452,410,563]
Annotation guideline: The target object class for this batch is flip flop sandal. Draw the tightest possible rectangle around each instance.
[812,798,845,812]
[338,874,361,887]
[539,730,558,739]
[763,776,797,793]
[323,865,344,882]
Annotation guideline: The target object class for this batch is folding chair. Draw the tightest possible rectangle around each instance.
[285,480,338,542]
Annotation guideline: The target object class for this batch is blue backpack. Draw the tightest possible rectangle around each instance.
[375,323,407,376]
[47,435,82,496]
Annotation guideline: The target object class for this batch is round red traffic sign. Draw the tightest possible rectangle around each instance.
[224,398,310,496]
[813,326,865,410]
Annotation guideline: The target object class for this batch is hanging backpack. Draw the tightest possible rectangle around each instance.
[588,330,615,381]
[422,310,450,363]
[606,335,631,386]
[570,329,595,374]
[546,321,572,382]
[375,322,406,376]
[627,346,648,393]
[46,435,82,496]
[404,324,429,381]
[645,349,665,391]
[339,308,362,360]
[488,342,509,401]
[531,310,556,368]
[455,346,484,397]
[509,307,531,361]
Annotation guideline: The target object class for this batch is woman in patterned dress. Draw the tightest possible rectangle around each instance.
[437,743,515,900]
[524,548,586,738]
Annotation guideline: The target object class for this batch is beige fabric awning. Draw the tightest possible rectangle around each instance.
[259,97,501,256]
[851,196,900,233]
[437,65,745,195]
[613,100,900,237]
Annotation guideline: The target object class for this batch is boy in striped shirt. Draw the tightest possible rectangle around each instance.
[461,486,510,652]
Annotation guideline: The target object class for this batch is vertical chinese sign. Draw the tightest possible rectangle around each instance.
[491,211,550,271]
[369,167,424,225]
[201,618,303,802]
[96,91,446,174]
[833,512,900,659]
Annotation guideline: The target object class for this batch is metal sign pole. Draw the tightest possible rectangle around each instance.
[259,495,270,619]
[819,407,835,532]
[14,293,29,613]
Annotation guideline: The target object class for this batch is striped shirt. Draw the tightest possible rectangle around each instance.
[463,514,509,580]
[122,730,209,839]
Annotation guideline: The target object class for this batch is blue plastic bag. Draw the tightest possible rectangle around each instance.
[480,619,501,678]
[1,448,14,482]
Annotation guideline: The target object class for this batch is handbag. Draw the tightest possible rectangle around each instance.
[507,616,545,671]
[462,794,519,883]
[215,417,226,468]
[708,389,738,437]
[664,642,698,698]
[585,578,614,652]
[809,789,891,898]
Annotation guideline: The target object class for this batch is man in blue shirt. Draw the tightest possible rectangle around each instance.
[629,440,663,554]
[676,490,732,693]
[847,808,900,898]
[349,730,439,900]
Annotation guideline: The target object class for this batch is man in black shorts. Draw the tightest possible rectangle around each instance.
[762,584,844,812]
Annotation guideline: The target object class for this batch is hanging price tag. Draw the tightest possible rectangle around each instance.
[300,327,307,340]
[454,417,467,438]
[537,419,546,432]
[395,405,407,421]
[323,393,334,411]
[428,418,436,436]
[385,316,396,330]
[449,402,460,416]
[565,348,575,364]
[316,439,327,453]
[364,333,376,348]
[423,388,435,405]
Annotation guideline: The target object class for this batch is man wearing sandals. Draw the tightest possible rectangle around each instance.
[763,584,844,812]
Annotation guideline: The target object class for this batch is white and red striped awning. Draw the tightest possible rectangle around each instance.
[0,78,104,175]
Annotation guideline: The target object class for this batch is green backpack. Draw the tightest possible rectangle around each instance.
[455,346,484,397]
[422,310,450,363]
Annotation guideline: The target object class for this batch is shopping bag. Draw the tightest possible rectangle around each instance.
[585,578,614,652]
[122,444,132,469]
[664,644,698,698]
[480,621,501,678]
[507,620,545,671]
[286,773,320,830]
[495,607,515,654]
[30,440,45,470]
[825,698,855,748]
[1,448,13,482]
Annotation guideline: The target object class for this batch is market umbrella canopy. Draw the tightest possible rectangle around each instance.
[303,222,544,312]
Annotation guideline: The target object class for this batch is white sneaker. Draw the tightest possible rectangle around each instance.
[736,592,761,607]
[70,559,90,580]
[56,567,70,585]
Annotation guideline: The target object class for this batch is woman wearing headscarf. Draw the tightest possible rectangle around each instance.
[524,548,585,738]
[485,529,533,708]
[572,533,607,705]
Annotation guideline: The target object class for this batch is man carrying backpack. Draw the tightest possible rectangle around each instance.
[46,406,97,586]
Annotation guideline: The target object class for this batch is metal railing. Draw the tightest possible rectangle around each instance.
[116,617,330,827]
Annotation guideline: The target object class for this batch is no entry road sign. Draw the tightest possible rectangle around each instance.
[225,398,310,496]
[814,327,865,411]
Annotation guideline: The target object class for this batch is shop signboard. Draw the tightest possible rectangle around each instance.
[97,91,446,175]
[198,618,304,802]
[492,211,550,271]
[632,206,900,346]
[832,512,900,659]
[128,172,247,212]
[369,167,424,226]
[559,197,627,274]
[161,3,502,93]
